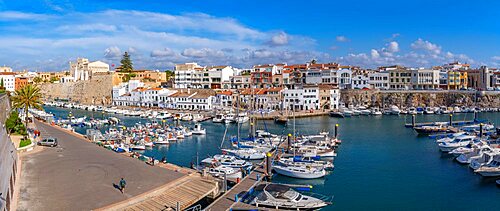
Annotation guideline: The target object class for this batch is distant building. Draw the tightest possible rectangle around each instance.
[0,72,15,91]
[410,69,440,90]
[0,66,12,73]
[368,71,389,90]
[465,66,493,90]
[70,58,110,81]
[174,62,202,88]
[14,77,29,90]
[386,66,411,90]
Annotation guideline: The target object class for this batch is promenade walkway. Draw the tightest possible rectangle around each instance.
[17,120,185,211]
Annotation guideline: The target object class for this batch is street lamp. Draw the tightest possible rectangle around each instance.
[68,111,73,124]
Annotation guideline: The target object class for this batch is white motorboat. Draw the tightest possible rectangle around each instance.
[156,112,171,119]
[390,105,401,115]
[456,145,496,164]
[342,109,353,117]
[408,107,417,115]
[278,155,334,170]
[469,151,500,170]
[235,113,250,123]
[192,123,206,135]
[224,113,235,124]
[154,136,169,145]
[371,108,382,115]
[181,113,193,121]
[273,164,326,179]
[461,124,495,132]
[201,154,252,169]
[208,166,242,179]
[192,114,204,122]
[144,142,154,147]
[359,106,371,115]
[222,148,266,160]
[474,155,500,177]
[251,183,331,210]
[438,135,478,152]
[130,144,146,150]
[213,114,225,123]
[436,132,467,143]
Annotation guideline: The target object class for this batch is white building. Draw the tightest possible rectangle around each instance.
[410,69,440,90]
[174,63,203,88]
[0,72,16,91]
[337,68,352,89]
[70,58,110,81]
[283,85,320,111]
[0,66,12,73]
[368,71,389,90]
[351,74,370,89]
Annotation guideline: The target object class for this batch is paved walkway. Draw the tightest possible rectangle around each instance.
[17,120,184,211]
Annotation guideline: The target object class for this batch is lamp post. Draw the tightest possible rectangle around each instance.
[68,111,73,124]
[101,111,105,119]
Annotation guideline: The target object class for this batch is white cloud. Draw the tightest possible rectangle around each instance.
[411,38,441,55]
[268,32,289,46]
[0,11,52,20]
[492,56,500,61]
[104,46,121,58]
[336,36,349,42]
[151,48,176,57]
[387,41,399,53]
[370,49,380,59]
[182,48,225,58]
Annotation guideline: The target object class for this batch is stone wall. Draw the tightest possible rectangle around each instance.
[340,90,500,108]
[0,94,18,210]
[39,74,113,105]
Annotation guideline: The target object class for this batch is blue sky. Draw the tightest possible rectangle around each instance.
[0,0,499,71]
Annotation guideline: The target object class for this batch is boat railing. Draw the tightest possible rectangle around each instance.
[301,191,334,204]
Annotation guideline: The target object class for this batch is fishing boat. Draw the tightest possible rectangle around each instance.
[273,164,326,179]
[251,183,332,210]
[192,123,206,135]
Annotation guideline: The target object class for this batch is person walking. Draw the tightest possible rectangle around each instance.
[119,178,127,194]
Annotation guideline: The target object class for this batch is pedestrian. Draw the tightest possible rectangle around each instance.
[119,178,126,194]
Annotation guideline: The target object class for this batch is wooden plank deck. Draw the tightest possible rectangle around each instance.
[123,176,219,211]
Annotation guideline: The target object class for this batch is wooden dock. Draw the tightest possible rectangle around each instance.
[404,120,478,128]
[107,174,220,211]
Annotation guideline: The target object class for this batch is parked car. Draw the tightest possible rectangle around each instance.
[38,137,58,147]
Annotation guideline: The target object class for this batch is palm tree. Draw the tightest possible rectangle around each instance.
[11,84,43,134]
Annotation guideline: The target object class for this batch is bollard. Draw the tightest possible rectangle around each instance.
[287,133,292,152]
[412,115,416,127]
[479,123,483,138]
[449,114,453,126]
[265,152,272,176]
[335,124,339,138]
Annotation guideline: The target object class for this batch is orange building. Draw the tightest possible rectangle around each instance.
[15,77,29,90]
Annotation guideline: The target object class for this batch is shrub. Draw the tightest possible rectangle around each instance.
[19,138,32,148]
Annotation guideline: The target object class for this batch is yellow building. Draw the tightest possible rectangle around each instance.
[447,70,467,90]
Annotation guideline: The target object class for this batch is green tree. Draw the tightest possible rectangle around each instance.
[0,78,4,89]
[64,71,70,76]
[120,52,133,73]
[165,70,174,81]
[10,84,43,136]
[5,110,26,135]
[33,77,42,84]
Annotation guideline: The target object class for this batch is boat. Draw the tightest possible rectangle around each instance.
[274,115,289,124]
[461,124,495,132]
[236,113,250,123]
[474,155,500,177]
[273,164,326,179]
[192,123,206,135]
[469,151,500,170]
[438,135,478,152]
[192,114,205,122]
[456,145,497,164]
[414,124,449,135]
[277,155,334,170]
[208,166,242,179]
[201,154,252,169]
[408,107,417,115]
[130,144,146,150]
[154,136,169,144]
[359,106,371,115]
[251,183,331,210]
[213,114,225,123]
[329,111,344,118]
[342,109,353,117]
[222,148,266,160]
[156,112,171,119]
[424,107,435,114]
[371,108,382,115]
[224,113,235,124]
[389,105,401,115]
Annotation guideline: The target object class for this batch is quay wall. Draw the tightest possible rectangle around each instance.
[0,94,19,210]
[39,74,113,105]
[340,90,500,108]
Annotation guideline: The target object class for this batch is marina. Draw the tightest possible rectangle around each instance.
[40,105,500,210]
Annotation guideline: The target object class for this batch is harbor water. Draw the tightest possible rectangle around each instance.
[43,106,500,210]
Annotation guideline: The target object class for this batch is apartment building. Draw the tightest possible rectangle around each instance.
[368,71,389,90]
[410,69,440,90]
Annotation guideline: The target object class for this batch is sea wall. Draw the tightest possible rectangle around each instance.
[39,74,113,105]
[340,90,500,108]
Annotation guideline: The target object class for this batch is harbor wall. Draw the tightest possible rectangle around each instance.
[0,94,19,210]
[340,90,500,108]
[39,74,113,105]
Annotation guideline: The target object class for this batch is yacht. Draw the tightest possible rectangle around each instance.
[192,114,204,122]
[461,124,495,132]
[201,154,252,169]
[436,132,467,143]
[342,109,353,117]
[359,106,371,115]
[424,107,434,114]
[438,135,478,152]
[208,166,242,179]
[371,108,383,115]
[408,107,417,115]
[389,105,401,115]
[192,123,206,135]
[156,112,171,119]
[273,164,326,179]
[251,183,331,210]
[181,113,193,121]
[474,155,500,177]
[456,145,496,164]
[224,113,236,124]
[278,155,334,170]
[212,114,225,123]
[154,136,169,145]
[222,148,266,160]
[130,144,146,150]
[235,113,250,123]
[469,151,499,170]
